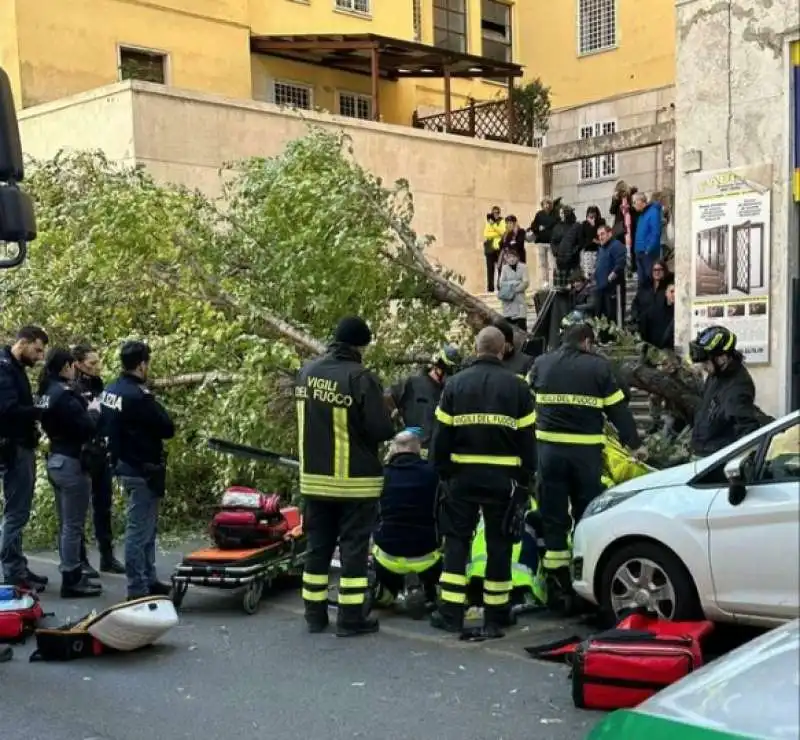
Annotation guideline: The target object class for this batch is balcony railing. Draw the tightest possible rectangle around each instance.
[411,98,536,147]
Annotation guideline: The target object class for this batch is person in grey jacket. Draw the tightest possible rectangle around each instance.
[497,246,530,331]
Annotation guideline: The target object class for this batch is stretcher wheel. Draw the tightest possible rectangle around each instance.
[171,581,188,609]
[242,579,264,615]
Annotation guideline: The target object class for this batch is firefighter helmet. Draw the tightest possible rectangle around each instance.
[432,344,461,374]
[560,310,591,332]
[689,325,737,363]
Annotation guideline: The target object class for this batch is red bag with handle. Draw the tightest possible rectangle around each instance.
[0,588,45,643]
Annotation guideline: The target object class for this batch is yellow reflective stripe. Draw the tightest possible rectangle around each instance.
[450,454,521,466]
[440,590,467,604]
[340,577,368,589]
[296,398,306,466]
[723,333,735,351]
[536,393,603,408]
[302,589,328,602]
[332,406,349,479]
[300,473,384,498]
[543,550,572,570]
[435,406,454,425]
[420,447,429,460]
[603,389,625,406]
[517,412,536,429]
[372,545,441,574]
[484,580,512,592]
[302,572,328,585]
[484,593,510,605]
[535,430,604,445]
[338,593,365,605]
[440,572,468,586]
[452,413,517,429]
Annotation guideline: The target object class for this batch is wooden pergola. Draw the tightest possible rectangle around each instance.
[250,33,524,125]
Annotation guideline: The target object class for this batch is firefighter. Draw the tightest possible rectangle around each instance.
[386,345,462,456]
[495,319,534,379]
[429,326,536,636]
[688,325,761,457]
[528,321,642,608]
[296,316,395,637]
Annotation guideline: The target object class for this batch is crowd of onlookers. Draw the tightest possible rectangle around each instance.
[482,180,675,349]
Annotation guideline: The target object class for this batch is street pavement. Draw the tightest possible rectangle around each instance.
[1,544,608,740]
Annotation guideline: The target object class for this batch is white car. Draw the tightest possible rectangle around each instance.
[572,409,800,627]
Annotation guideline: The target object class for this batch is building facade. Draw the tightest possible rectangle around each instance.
[0,0,535,126]
[673,0,799,417]
[528,0,677,220]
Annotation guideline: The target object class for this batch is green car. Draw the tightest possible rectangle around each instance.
[589,619,799,739]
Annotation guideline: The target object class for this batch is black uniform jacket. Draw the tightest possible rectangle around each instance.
[529,346,640,450]
[374,452,439,558]
[295,342,395,499]
[389,372,444,449]
[430,356,536,495]
[691,360,762,457]
[502,348,535,380]
[0,346,39,449]
[37,378,98,459]
[100,373,175,475]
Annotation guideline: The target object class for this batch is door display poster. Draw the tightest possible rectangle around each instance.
[690,168,771,364]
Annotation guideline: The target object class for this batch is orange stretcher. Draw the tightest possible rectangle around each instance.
[170,507,306,615]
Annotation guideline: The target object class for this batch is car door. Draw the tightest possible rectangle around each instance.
[708,417,800,621]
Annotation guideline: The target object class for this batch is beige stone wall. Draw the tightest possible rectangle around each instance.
[546,86,676,221]
[675,0,799,417]
[18,81,541,294]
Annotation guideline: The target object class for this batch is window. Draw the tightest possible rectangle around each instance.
[119,47,166,84]
[759,423,800,483]
[413,0,423,42]
[578,0,617,55]
[532,131,547,149]
[434,0,467,54]
[338,92,372,120]
[481,0,512,64]
[272,81,313,110]
[578,121,616,181]
[335,0,370,13]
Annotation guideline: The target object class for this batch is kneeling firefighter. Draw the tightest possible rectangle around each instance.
[528,321,642,609]
[371,429,442,618]
[386,345,462,457]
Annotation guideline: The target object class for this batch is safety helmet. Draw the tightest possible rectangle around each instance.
[689,325,737,363]
[432,344,462,374]
[560,310,591,332]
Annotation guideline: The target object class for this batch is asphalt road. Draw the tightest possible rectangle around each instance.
[1,545,608,740]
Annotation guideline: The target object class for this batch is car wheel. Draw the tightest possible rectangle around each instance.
[599,541,703,623]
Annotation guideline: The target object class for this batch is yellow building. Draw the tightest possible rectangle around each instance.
[518,0,677,219]
[0,0,537,127]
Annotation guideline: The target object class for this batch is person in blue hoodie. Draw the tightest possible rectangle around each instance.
[370,429,441,620]
[632,192,663,287]
[593,224,629,334]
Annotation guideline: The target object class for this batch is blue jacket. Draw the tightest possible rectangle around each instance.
[634,202,663,255]
[37,377,98,459]
[374,452,440,558]
[594,239,628,290]
[100,373,175,475]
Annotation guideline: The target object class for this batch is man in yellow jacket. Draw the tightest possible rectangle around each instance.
[483,205,505,293]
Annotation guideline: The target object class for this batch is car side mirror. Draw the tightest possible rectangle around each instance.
[724,455,748,506]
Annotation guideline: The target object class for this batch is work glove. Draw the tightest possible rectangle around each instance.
[502,480,529,541]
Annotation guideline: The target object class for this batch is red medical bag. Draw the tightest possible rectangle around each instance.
[0,589,45,643]
[210,486,290,549]
[571,628,703,710]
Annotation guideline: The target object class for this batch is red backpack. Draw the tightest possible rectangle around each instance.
[0,588,46,643]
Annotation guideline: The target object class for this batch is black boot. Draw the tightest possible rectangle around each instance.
[81,559,100,580]
[24,569,49,588]
[336,615,379,637]
[429,609,463,634]
[61,567,102,598]
[99,547,125,574]
[148,581,172,596]
[0,645,12,663]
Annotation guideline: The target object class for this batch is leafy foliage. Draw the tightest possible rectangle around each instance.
[511,78,552,141]
[1,128,469,546]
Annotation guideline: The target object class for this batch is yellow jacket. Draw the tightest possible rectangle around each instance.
[483,219,505,252]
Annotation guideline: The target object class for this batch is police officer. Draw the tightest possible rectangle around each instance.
[73,343,125,576]
[386,344,461,456]
[689,326,761,457]
[37,348,103,598]
[0,325,49,594]
[100,341,175,601]
[296,316,395,637]
[495,319,534,379]
[429,326,536,636]
[528,321,641,605]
